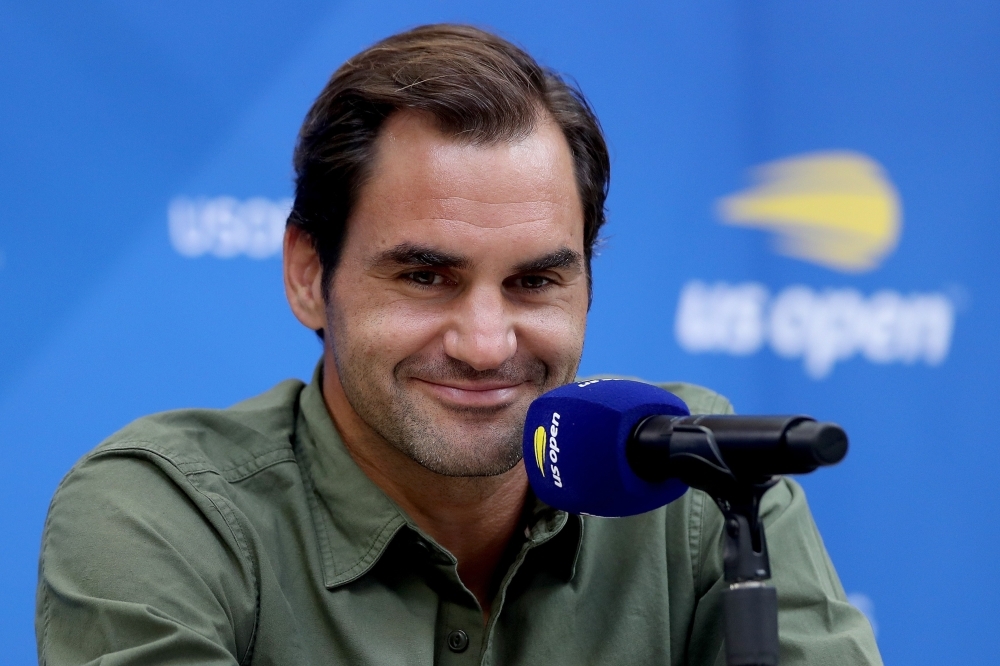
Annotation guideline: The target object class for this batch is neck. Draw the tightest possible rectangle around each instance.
[321,359,529,616]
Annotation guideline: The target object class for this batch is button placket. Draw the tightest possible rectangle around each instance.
[436,599,482,665]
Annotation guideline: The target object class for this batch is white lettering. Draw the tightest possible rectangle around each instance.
[548,413,563,488]
[675,281,956,379]
[551,465,562,487]
[675,281,769,355]
[168,196,292,259]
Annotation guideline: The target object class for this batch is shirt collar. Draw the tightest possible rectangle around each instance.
[296,360,584,588]
[523,492,585,581]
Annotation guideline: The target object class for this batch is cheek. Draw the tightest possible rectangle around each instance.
[517,303,587,372]
[330,289,446,365]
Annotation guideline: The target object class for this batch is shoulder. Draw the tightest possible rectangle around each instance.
[35,380,309,661]
[84,377,306,480]
[654,381,734,416]
[39,377,309,600]
[42,376,310,562]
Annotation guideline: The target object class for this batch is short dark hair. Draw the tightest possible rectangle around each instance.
[288,23,610,299]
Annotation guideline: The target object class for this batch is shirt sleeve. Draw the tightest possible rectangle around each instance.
[36,449,258,665]
[686,478,883,666]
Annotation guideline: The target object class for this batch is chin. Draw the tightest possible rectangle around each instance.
[416,448,525,478]
[406,418,525,476]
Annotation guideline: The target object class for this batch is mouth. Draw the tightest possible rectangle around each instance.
[410,377,528,410]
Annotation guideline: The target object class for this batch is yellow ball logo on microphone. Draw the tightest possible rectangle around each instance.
[533,426,547,476]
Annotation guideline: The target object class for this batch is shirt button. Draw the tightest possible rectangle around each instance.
[447,629,469,653]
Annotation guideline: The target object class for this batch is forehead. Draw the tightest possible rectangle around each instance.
[344,111,584,255]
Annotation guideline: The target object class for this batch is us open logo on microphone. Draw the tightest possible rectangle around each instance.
[533,412,563,488]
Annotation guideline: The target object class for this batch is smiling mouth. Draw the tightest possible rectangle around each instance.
[411,377,528,409]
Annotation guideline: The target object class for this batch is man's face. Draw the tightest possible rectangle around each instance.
[325,111,589,477]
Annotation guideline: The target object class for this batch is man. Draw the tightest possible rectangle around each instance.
[37,24,882,665]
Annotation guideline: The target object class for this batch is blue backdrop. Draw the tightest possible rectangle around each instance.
[2,2,998,663]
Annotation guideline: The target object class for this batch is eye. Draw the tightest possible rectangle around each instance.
[515,275,552,290]
[403,270,446,287]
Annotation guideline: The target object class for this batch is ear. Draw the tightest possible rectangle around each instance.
[283,225,327,332]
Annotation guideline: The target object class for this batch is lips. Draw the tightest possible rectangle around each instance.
[411,377,527,409]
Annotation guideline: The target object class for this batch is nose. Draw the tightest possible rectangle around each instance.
[442,284,517,371]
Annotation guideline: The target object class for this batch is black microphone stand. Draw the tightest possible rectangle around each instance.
[629,416,848,666]
[711,478,781,666]
[668,429,781,666]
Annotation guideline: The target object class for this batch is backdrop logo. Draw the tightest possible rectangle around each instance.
[717,151,901,272]
[168,196,291,259]
[675,281,954,379]
[675,151,959,379]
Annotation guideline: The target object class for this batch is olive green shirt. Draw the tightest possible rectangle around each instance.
[37,367,881,665]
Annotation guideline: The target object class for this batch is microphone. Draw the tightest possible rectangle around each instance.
[523,378,848,517]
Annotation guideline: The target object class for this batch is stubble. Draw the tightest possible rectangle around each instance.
[335,349,553,477]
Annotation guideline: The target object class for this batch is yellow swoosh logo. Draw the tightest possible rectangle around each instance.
[533,426,547,476]
[716,151,901,272]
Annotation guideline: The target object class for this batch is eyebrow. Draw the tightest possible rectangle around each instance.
[513,247,583,275]
[369,243,471,270]
[368,242,583,274]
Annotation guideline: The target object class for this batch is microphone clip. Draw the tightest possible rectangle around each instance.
[629,416,780,583]
[713,478,779,584]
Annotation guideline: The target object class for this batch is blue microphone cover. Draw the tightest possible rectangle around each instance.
[523,378,691,517]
